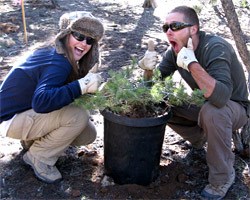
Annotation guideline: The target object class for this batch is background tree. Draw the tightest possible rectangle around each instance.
[220,0,250,83]
[142,0,157,9]
[220,0,250,157]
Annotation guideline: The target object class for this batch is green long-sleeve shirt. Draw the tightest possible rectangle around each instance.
[158,31,249,109]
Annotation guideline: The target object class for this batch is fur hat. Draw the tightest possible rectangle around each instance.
[55,11,104,72]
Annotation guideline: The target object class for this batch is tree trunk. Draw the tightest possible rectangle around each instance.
[142,0,157,9]
[220,0,250,158]
[220,0,250,77]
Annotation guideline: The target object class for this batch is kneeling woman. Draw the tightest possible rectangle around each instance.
[0,11,104,183]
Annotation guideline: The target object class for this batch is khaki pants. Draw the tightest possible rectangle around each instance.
[7,105,97,165]
[167,100,248,186]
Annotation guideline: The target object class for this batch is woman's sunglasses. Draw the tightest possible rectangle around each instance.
[71,32,95,45]
[162,22,193,33]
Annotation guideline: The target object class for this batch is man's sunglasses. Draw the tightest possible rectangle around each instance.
[162,22,193,33]
[71,32,95,45]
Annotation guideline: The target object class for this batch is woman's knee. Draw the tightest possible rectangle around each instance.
[71,122,97,146]
[61,105,90,128]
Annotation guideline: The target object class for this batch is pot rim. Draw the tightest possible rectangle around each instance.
[100,108,172,127]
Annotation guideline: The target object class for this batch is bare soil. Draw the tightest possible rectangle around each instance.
[1,0,250,199]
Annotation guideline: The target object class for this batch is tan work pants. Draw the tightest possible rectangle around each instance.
[7,105,97,165]
[167,100,248,186]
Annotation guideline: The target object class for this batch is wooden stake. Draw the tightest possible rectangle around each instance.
[143,39,155,81]
[21,0,28,44]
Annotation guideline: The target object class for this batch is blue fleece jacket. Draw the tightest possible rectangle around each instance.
[0,47,82,123]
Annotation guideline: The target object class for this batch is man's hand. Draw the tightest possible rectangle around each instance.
[138,50,158,70]
[78,72,102,94]
[177,38,198,71]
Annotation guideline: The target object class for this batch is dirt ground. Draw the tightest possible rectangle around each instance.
[1,0,250,199]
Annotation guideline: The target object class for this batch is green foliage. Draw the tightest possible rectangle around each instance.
[151,75,205,107]
[193,5,202,14]
[74,62,205,117]
[209,0,218,5]
[240,0,249,8]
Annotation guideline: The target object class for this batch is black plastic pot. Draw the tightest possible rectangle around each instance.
[101,109,172,186]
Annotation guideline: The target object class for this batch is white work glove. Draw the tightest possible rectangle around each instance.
[177,38,198,71]
[78,72,102,94]
[138,50,158,70]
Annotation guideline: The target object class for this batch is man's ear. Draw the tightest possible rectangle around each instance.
[190,25,198,35]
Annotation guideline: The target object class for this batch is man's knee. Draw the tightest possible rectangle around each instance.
[199,102,226,127]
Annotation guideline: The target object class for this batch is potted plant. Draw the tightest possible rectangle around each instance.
[74,59,204,186]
